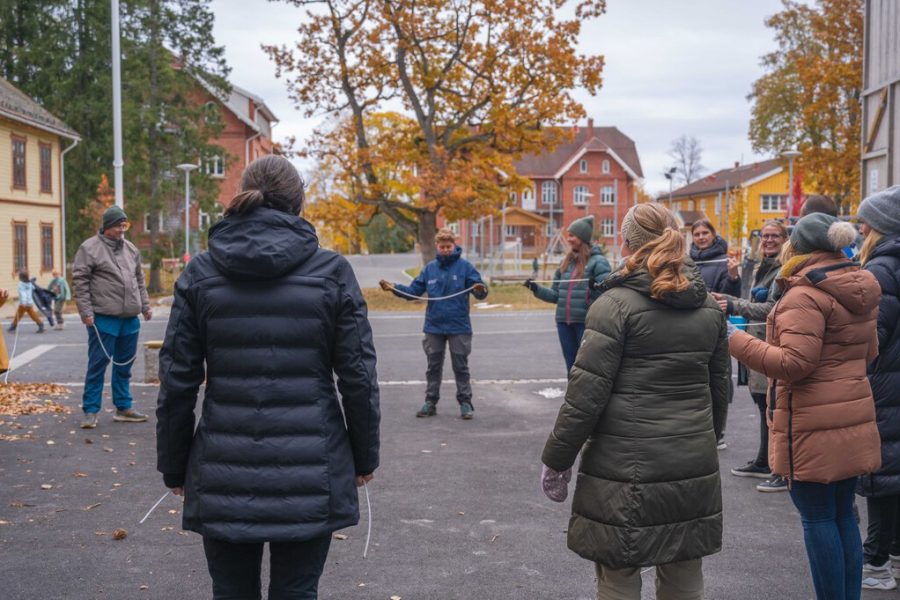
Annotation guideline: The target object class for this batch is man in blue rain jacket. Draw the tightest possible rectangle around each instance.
[380,228,488,419]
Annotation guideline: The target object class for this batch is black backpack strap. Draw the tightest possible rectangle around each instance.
[805,262,859,285]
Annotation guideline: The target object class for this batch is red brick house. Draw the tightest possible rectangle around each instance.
[131,82,278,247]
[448,119,643,258]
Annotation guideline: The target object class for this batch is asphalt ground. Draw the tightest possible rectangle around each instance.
[0,310,897,599]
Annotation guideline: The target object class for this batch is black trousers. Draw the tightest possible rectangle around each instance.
[203,535,331,600]
[864,495,900,566]
[751,392,769,469]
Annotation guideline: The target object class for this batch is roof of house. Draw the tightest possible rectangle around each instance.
[514,124,643,180]
[0,76,79,140]
[196,78,278,134]
[664,158,783,200]
[675,210,709,227]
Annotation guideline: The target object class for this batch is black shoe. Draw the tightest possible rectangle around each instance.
[757,476,789,492]
[416,401,437,418]
[7,324,15,332]
[37,324,45,334]
[730,461,772,479]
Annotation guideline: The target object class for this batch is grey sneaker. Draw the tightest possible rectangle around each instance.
[416,401,437,418]
[757,476,789,492]
[460,402,474,420]
[862,562,897,590]
[113,408,148,423]
[80,413,99,429]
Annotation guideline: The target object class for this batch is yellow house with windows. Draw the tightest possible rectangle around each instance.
[660,158,793,252]
[0,76,80,303]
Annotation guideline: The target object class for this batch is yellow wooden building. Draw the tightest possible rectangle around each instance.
[0,77,80,300]
[659,158,793,251]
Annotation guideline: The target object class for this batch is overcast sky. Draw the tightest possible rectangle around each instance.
[210,0,796,195]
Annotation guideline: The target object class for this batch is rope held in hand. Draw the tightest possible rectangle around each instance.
[386,284,479,301]
[90,322,138,366]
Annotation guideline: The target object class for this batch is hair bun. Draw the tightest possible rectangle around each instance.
[827,221,857,250]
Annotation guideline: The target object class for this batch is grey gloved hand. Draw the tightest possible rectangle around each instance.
[726,319,738,339]
[541,464,572,503]
[523,278,537,292]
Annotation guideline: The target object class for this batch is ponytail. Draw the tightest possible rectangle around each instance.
[224,155,305,217]
[225,189,265,216]
[621,227,690,300]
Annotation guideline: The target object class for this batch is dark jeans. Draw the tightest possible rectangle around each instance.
[789,478,862,600]
[82,326,138,414]
[751,392,769,468]
[423,333,472,405]
[864,495,900,567]
[203,535,331,600]
[557,322,586,374]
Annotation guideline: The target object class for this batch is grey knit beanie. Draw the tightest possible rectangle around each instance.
[567,215,594,245]
[100,205,128,232]
[620,206,658,250]
[858,185,900,236]
[790,213,857,254]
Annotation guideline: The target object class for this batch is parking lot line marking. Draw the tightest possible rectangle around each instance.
[50,377,568,387]
[376,328,556,339]
[9,344,58,370]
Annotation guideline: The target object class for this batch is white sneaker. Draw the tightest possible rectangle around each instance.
[891,554,900,577]
[862,562,897,590]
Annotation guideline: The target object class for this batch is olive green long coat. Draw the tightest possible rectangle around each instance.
[542,266,730,568]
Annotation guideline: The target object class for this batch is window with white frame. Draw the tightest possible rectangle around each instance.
[472,222,481,236]
[541,181,557,205]
[579,159,588,174]
[504,225,518,237]
[760,194,786,212]
[602,159,610,174]
[700,199,707,213]
[573,185,590,206]
[203,155,225,178]
[601,218,615,238]
[545,223,553,236]
[600,185,616,205]
[144,213,165,232]
[715,193,722,215]
[687,200,695,210]
[509,192,517,205]
[447,222,460,235]
[521,186,536,210]
[199,209,223,230]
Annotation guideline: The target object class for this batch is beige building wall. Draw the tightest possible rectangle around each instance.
[0,117,65,300]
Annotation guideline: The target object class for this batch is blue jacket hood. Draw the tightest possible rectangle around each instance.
[208,208,319,281]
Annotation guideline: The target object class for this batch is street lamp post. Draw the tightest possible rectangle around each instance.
[176,163,199,262]
[111,0,124,208]
[782,149,801,220]
[664,167,677,204]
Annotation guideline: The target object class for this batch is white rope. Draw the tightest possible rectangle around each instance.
[3,325,21,384]
[529,278,592,284]
[693,258,730,265]
[388,284,478,301]
[363,482,372,559]
[139,491,170,524]
[91,323,138,366]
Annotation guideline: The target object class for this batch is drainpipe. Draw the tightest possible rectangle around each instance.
[60,137,80,273]
[245,130,261,165]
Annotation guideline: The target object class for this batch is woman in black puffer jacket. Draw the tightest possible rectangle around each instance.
[690,219,742,296]
[855,187,900,590]
[156,156,380,599]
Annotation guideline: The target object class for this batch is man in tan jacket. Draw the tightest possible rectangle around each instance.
[72,206,152,429]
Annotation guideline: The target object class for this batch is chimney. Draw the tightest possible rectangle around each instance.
[734,161,740,169]
[587,118,594,136]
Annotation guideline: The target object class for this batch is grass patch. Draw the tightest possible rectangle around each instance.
[362,282,552,312]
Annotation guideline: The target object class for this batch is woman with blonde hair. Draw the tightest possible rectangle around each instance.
[727,213,881,599]
[854,186,900,591]
[541,203,729,599]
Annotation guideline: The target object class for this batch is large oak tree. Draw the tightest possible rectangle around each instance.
[748,0,863,213]
[266,0,606,261]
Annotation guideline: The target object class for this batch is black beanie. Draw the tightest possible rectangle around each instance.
[100,206,128,232]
